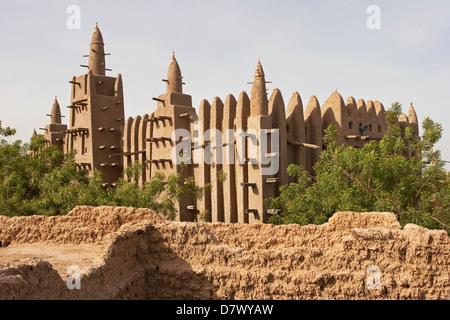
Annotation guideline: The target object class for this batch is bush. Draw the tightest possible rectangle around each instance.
[0,121,203,219]
[266,103,449,234]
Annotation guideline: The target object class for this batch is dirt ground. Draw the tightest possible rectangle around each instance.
[0,243,105,276]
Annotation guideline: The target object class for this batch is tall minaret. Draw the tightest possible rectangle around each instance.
[166,51,183,94]
[250,60,268,117]
[66,24,124,185]
[88,23,106,76]
[148,52,196,221]
[247,59,274,223]
[44,97,67,152]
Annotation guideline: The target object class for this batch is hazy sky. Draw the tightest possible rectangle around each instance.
[0,0,449,168]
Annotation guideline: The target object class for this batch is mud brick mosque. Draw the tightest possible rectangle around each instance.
[37,25,420,224]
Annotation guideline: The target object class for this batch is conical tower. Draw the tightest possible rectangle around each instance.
[50,97,62,124]
[250,60,268,117]
[166,51,183,94]
[407,103,419,139]
[88,23,106,76]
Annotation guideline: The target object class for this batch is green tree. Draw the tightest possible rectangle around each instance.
[0,127,65,216]
[0,121,205,219]
[266,103,449,234]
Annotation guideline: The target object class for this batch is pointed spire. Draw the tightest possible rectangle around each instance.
[250,60,268,117]
[407,102,419,137]
[166,52,183,94]
[91,23,103,43]
[32,128,37,137]
[255,59,265,77]
[88,23,106,75]
[408,103,418,123]
[51,97,62,124]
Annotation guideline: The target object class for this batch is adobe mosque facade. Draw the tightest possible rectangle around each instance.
[38,25,420,224]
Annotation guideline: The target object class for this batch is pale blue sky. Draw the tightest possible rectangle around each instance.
[0,0,449,168]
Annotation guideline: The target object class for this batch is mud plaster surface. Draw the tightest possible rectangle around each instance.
[0,206,448,300]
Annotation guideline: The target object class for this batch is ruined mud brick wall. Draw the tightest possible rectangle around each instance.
[0,206,448,300]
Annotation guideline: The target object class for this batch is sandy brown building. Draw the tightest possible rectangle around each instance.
[40,25,420,223]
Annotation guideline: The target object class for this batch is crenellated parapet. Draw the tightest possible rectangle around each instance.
[304,95,322,175]
[286,92,306,182]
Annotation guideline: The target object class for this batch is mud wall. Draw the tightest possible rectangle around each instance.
[0,206,448,300]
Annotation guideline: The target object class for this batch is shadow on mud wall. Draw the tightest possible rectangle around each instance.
[142,226,220,300]
[92,224,221,300]
[0,258,67,300]
[0,225,220,300]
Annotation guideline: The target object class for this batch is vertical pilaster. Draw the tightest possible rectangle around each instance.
[222,94,237,223]
[210,97,224,223]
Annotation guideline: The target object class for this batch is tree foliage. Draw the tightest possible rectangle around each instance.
[267,103,449,234]
[0,121,203,219]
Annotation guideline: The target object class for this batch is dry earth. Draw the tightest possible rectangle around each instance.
[0,206,448,300]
